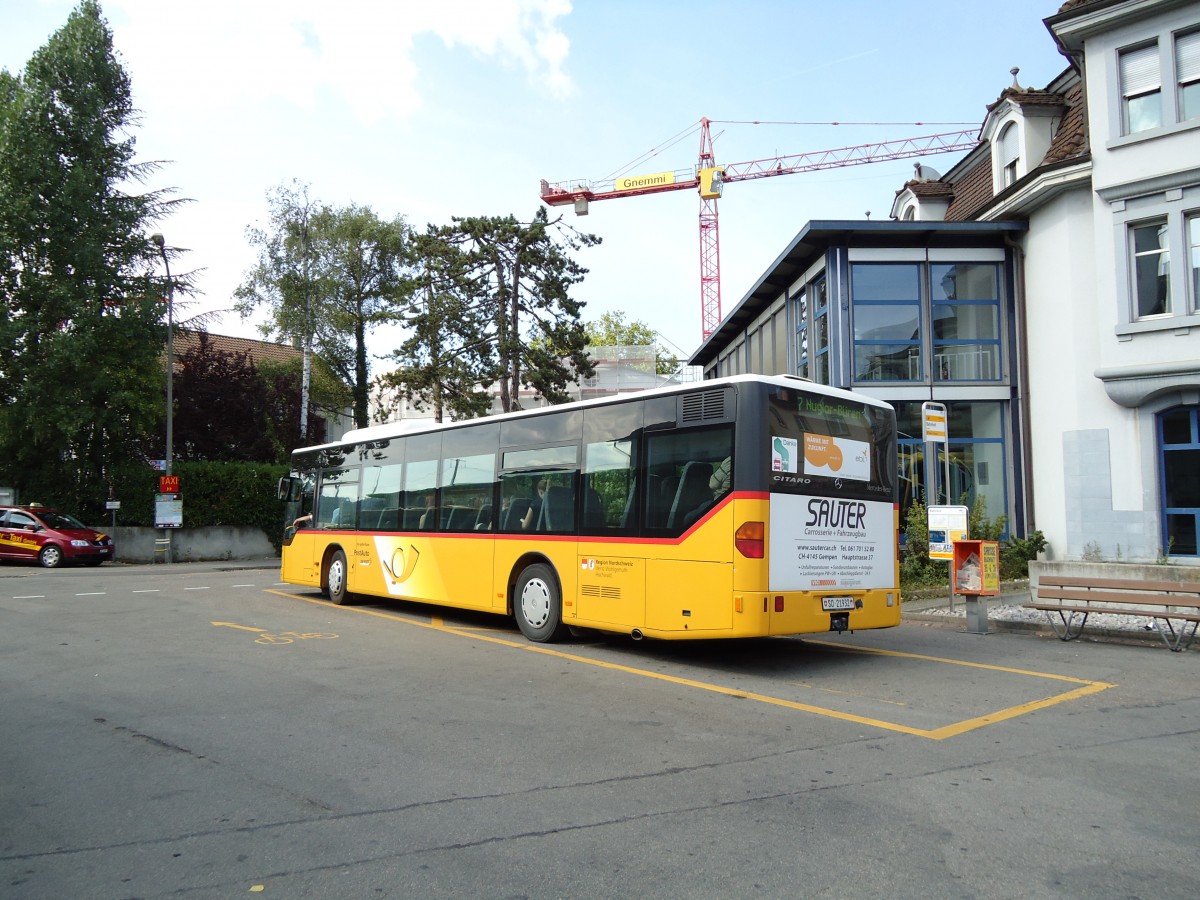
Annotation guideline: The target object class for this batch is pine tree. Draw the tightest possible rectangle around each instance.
[0,1,173,517]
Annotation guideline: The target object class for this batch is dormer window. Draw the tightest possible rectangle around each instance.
[998,123,1020,186]
[1120,42,1162,133]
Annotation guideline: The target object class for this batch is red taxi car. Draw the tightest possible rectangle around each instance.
[0,505,114,568]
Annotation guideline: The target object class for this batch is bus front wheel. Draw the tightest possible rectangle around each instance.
[515,563,567,643]
[326,549,353,606]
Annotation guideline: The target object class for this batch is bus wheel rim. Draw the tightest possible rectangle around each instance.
[521,578,551,628]
[329,559,345,596]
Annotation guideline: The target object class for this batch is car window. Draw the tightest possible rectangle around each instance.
[7,512,36,529]
[37,511,84,530]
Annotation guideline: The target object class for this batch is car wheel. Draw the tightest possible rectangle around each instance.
[38,545,64,569]
[515,563,567,643]
[326,549,353,605]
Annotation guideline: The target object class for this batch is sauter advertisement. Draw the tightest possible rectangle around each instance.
[768,431,895,591]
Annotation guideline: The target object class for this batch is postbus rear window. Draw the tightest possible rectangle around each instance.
[766,389,896,502]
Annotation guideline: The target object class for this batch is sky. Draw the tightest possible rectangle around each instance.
[2,0,1071,367]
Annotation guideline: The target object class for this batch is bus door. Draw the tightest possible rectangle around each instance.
[280,474,319,584]
[313,469,358,585]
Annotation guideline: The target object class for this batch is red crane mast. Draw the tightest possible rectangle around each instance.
[540,118,979,340]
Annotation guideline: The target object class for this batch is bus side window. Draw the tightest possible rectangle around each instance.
[501,497,532,532]
[582,486,605,529]
[539,485,576,532]
[668,461,713,529]
[644,426,733,534]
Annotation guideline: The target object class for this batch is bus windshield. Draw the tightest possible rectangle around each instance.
[765,388,897,500]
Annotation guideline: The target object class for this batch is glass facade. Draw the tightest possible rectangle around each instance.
[932,263,1002,380]
[794,288,809,379]
[849,261,1002,384]
[851,264,922,381]
[895,401,1008,536]
[812,277,829,383]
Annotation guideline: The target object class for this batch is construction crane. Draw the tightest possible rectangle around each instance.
[540,118,980,340]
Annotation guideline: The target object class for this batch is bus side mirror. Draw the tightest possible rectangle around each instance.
[277,476,299,502]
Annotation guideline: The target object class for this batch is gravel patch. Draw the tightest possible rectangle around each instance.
[908,599,1171,634]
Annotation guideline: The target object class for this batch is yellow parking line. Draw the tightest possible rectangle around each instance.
[265,588,1115,740]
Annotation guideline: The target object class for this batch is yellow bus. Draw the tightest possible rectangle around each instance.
[277,374,900,642]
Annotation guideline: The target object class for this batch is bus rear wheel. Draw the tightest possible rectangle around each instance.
[515,563,567,643]
[326,549,353,606]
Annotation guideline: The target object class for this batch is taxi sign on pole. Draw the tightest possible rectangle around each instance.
[921,401,947,443]
[160,474,180,494]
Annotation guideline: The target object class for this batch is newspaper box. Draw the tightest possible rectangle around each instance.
[952,540,1000,634]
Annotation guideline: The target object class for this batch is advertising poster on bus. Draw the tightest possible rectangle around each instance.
[767,424,896,591]
[769,495,895,591]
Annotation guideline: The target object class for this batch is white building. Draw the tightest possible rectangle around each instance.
[690,0,1200,563]
[373,345,681,426]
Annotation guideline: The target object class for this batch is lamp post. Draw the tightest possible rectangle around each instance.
[150,233,174,564]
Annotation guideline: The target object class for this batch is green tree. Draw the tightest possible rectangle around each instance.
[376,227,496,422]
[257,356,342,455]
[236,183,411,429]
[0,1,175,518]
[447,208,598,412]
[584,310,679,376]
[172,333,276,462]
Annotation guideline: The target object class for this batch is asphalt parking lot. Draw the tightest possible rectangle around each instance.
[2,561,1197,899]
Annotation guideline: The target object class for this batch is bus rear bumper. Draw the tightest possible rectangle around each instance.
[763,588,901,637]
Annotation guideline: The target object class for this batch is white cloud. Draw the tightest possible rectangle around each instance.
[108,0,572,125]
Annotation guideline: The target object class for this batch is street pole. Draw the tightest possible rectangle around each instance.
[150,233,174,564]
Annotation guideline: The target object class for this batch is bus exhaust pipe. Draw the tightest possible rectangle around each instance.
[631,629,644,641]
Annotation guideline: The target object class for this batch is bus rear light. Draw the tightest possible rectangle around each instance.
[775,595,784,612]
[735,521,764,558]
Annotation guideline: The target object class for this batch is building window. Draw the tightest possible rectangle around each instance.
[813,277,829,383]
[1189,212,1200,313]
[998,123,1020,187]
[850,263,921,382]
[1177,30,1200,121]
[1120,42,1162,134]
[932,264,1002,381]
[1159,405,1200,557]
[794,288,809,379]
[1130,218,1171,317]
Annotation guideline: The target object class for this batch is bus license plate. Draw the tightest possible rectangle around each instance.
[821,596,855,611]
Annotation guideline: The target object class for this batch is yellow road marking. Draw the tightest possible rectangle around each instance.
[211,621,268,633]
[264,589,1115,740]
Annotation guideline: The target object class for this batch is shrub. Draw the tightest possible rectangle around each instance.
[96,460,289,549]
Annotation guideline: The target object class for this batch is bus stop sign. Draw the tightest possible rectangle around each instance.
[921,401,947,443]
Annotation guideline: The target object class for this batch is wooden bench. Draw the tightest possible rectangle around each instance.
[1024,576,1200,652]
